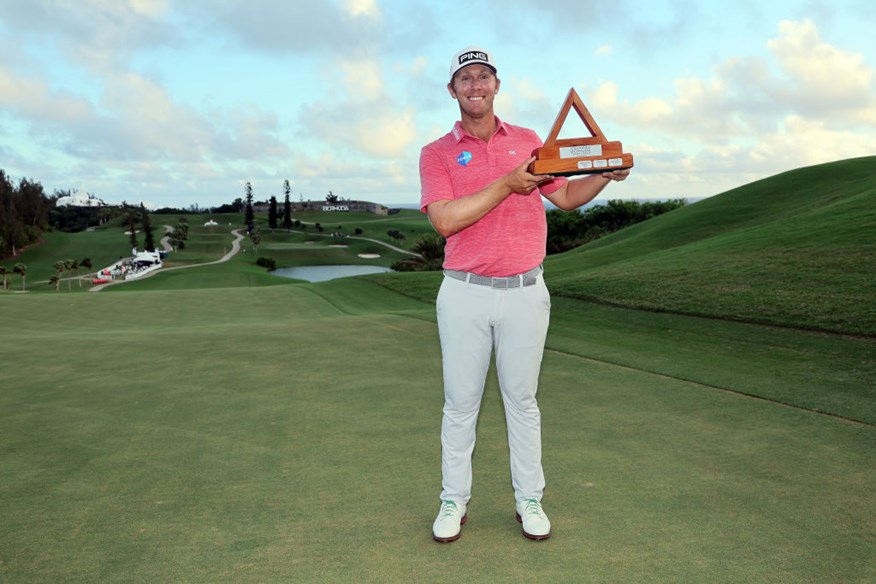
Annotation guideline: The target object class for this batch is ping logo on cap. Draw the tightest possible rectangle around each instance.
[459,51,489,66]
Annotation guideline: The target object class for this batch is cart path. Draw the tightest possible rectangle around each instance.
[288,228,419,256]
[89,229,245,292]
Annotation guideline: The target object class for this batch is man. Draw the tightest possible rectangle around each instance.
[420,46,629,543]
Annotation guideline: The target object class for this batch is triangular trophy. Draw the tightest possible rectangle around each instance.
[529,88,634,176]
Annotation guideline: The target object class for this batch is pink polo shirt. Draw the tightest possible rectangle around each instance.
[419,117,566,277]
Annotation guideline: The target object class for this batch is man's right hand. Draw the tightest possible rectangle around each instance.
[502,157,555,195]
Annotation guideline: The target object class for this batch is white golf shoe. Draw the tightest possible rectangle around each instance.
[432,499,467,542]
[516,498,551,540]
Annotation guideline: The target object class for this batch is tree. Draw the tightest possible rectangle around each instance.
[49,274,60,290]
[1,170,52,258]
[326,190,339,204]
[13,262,26,291]
[392,234,446,272]
[545,198,686,254]
[268,196,278,229]
[63,259,75,291]
[249,226,262,254]
[140,204,155,252]
[53,261,65,291]
[127,212,139,251]
[0,265,7,290]
[282,181,292,231]
[386,229,406,244]
[80,258,92,287]
[175,217,189,241]
[244,182,254,232]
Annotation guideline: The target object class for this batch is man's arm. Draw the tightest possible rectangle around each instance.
[542,169,630,211]
[426,156,549,237]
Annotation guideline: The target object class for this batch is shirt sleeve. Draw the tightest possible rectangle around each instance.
[419,144,454,213]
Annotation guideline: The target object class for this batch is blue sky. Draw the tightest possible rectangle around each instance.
[1,0,874,209]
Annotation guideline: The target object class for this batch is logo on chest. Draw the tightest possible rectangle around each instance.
[456,151,472,167]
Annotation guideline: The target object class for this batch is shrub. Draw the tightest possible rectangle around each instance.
[256,256,276,271]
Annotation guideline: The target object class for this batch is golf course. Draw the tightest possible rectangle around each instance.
[1,157,874,582]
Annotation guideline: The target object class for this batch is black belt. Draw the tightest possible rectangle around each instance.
[443,265,542,289]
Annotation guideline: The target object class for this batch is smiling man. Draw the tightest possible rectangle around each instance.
[420,45,630,543]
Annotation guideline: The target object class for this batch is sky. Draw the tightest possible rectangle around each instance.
[1,0,874,210]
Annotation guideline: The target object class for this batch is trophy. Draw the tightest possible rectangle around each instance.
[529,87,634,176]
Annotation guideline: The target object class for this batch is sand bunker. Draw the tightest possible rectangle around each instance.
[328,244,348,248]
[358,254,380,259]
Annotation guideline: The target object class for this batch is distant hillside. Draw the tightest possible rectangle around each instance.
[546,157,876,336]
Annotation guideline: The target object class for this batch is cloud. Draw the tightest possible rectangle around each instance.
[591,19,875,140]
[767,19,874,122]
[580,18,876,197]
[298,56,418,159]
[0,66,94,123]
[185,0,385,56]
[2,0,180,72]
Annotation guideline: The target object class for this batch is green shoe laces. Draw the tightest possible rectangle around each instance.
[522,498,543,516]
[439,500,459,517]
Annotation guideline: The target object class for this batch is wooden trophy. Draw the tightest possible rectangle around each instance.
[529,87,633,176]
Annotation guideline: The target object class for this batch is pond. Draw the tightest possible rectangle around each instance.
[272,264,393,283]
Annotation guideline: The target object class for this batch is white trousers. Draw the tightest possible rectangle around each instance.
[436,272,551,505]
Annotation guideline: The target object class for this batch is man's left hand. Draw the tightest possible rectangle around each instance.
[602,169,631,181]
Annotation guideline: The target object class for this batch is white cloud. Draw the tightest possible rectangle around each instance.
[339,59,385,101]
[577,18,876,198]
[590,19,875,144]
[0,65,94,122]
[344,0,381,18]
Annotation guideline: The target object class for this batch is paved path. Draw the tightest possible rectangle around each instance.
[288,229,420,256]
[90,229,245,292]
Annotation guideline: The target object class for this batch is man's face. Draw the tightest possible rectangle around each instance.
[448,64,500,118]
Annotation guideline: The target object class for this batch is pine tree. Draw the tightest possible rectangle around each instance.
[244,182,254,233]
[268,196,278,229]
[282,180,292,231]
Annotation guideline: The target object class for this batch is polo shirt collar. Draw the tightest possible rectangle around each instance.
[451,116,509,143]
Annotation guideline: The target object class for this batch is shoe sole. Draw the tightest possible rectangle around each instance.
[432,513,467,543]
[516,512,551,540]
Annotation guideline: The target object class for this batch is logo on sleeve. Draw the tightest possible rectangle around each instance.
[456,151,472,167]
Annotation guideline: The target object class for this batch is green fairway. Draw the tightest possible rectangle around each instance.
[1,282,873,583]
[1,158,874,582]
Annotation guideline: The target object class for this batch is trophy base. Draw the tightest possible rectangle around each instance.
[529,140,633,176]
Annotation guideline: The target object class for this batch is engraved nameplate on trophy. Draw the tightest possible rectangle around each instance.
[529,88,634,176]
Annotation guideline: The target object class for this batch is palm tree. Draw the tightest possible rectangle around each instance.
[391,234,446,272]
[49,274,60,291]
[413,233,446,268]
[53,261,65,291]
[13,263,26,291]
[64,259,75,291]
[80,258,92,287]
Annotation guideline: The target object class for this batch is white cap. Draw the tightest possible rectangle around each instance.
[449,45,497,80]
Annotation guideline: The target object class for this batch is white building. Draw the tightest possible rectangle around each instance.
[56,190,105,207]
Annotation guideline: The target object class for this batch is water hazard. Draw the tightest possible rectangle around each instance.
[272,264,393,283]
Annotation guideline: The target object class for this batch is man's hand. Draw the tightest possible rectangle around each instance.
[503,156,555,195]
[601,168,631,182]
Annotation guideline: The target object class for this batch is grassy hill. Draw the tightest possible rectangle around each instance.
[543,156,876,336]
